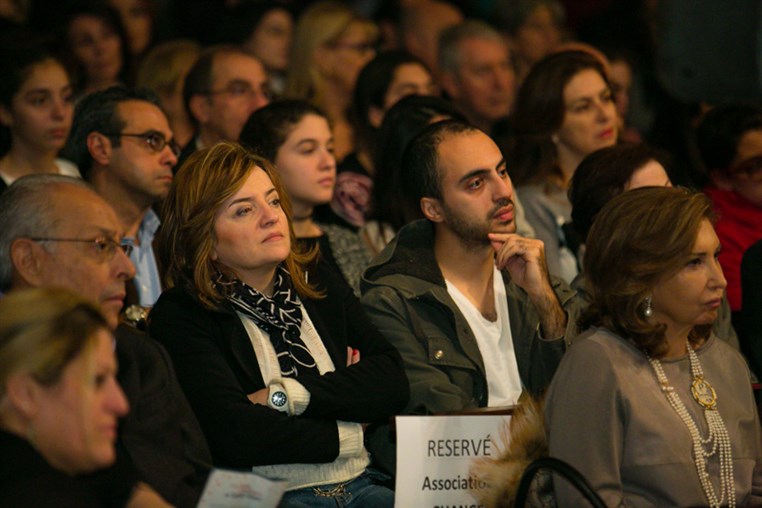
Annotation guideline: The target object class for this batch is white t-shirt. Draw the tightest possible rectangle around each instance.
[446,266,523,406]
[0,159,81,186]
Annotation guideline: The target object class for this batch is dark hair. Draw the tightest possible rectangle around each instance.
[182,45,250,128]
[370,95,466,230]
[493,0,565,35]
[239,99,329,162]
[505,50,611,186]
[350,50,429,158]
[401,118,477,211]
[63,85,163,179]
[569,143,669,240]
[212,1,293,47]
[0,34,64,109]
[581,187,714,358]
[0,32,70,156]
[696,103,762,174]
[61,1,131,93]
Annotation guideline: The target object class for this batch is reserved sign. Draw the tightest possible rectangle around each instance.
[394,414,511,508]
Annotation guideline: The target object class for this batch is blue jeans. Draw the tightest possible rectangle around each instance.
[278,469,393,508]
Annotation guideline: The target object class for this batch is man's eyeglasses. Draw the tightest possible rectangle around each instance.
[204,80,273,102]
[101,131,180,157]
[29,236,134,260]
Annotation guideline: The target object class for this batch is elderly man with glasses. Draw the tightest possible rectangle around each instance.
[0,175,212,506]
[64,86,179,322]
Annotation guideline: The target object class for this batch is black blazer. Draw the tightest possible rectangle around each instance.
[115,325,212,507]
[148,261,409,469]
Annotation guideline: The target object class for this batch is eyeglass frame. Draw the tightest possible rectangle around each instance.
[28,236,134,260]
[100,130,181,157]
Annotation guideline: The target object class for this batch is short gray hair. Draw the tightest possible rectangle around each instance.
[438,20,505,76]
[0,175,92,291]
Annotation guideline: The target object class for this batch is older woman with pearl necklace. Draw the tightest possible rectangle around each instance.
[544,187,762,507]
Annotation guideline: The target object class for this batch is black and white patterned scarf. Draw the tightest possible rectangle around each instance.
[224,267,318,378]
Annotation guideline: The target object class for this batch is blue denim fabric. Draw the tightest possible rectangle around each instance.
[278,469,393,508]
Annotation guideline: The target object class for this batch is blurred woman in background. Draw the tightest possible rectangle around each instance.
[136,39,200,149]
[0,287,168,506]
[108,0,155,63]
[493,0,565,85]
[568,143,671,264]
[0,34,78,193]
[362,95,465,254]
[62,2,130,97]
[284,1,377,161]
[329,50,437,229]
[505,49,618,282]
[220,1,294,96]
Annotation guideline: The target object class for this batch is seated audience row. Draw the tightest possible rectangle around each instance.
[1,1,761,505]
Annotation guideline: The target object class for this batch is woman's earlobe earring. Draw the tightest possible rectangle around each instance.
[643,296,653,318]
[551,134,560,145]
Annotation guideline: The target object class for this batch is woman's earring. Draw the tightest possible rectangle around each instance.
[551,134,560,145]
[643,296,653,318]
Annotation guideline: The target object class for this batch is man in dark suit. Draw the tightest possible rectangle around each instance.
[0,175,211,507]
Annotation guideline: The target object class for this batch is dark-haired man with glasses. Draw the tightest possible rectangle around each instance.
[0,175,212,506]
[65,86,177,314]
[179,46,270,168]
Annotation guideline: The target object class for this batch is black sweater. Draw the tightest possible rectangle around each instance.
[148,259,409,469]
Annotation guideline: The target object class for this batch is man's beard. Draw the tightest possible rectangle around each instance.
[441,197,514,252]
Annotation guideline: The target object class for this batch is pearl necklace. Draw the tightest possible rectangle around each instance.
[647,340,735,508]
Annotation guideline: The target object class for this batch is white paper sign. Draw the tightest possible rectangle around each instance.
[197,468,288,508]
[394,414,511,508]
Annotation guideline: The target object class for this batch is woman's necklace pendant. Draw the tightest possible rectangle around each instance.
[691,375,717,409]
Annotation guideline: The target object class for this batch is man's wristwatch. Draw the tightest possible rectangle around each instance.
[123,305,149,330]
[267,383,288,412]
